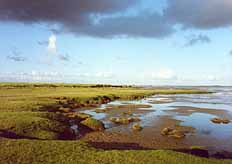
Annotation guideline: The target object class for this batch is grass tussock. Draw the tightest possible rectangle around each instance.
[0,112,71,140]
[81,118,105,131]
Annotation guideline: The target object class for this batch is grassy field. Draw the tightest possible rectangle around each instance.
[0,83,210,112]
[0,83,229,164]
[1,138,232,164]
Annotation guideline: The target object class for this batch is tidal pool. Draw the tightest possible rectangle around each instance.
[79,86,232,153]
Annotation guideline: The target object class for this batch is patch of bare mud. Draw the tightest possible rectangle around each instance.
[166,106,232,119]
[82,116,196,150]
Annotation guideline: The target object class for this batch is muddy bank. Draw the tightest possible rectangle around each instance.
[73,92,232,159]
[166,106,232,119]
[81,114,232,158]
[4,86,230,158]
[82,116,196,150]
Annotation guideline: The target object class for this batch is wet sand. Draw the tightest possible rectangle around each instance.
[82,115,196,150]
[166,106,232,119]
[77,93,232,158]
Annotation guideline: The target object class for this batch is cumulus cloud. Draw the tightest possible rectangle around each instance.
[47,34,57,54]
[63,11,174,38]
[184,34,211,47]
[0,0,134,23]
[0,0,145,37]
[1,0,232,38]
[164,0,232,29]
[0,0,173,38]
[41,34,70,62]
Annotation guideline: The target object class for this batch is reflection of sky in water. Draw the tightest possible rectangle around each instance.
[82,110,106,120]
[80,110,113,128]
[176,113,232,140]
[169,102,231,111]
[80,86,232,140]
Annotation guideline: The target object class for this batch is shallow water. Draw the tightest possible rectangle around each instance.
[176,113,232,140]
[80,86,232,151]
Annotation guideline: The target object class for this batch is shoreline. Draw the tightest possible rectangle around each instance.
[0,85,211,139]
[2,84,232,162]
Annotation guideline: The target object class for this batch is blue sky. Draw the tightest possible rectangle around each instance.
[0,0,232,85]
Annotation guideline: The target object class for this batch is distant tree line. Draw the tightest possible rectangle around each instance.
[0,83,133,89]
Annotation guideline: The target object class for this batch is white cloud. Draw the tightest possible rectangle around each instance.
[44,35,71,63]
[176,74,224,85]
[75,72,114,79]
[0,71,63,82]
[149,68,176,80]
[95,72,113,78]
[77,73,90,77]
[47,34,57,54]
[206,75,219,81]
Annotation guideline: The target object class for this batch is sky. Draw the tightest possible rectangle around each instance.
[0,0,232,86]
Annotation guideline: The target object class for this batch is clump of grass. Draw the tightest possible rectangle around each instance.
[94,109,107,113]
[190,146,205,150]
[109,117,141,125]
[121,111,133,116]
[80,118,105,131]
[132,123,143,131]
[161,128,186,139]
[76,113,92,120]
[211,118,231,124]
[64,112,91,120]
[58,107,72,113]
[0,112,71,140]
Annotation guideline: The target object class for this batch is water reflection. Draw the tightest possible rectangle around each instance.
[80,87,232,141]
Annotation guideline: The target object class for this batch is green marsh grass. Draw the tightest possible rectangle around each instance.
[0,83,224,164]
